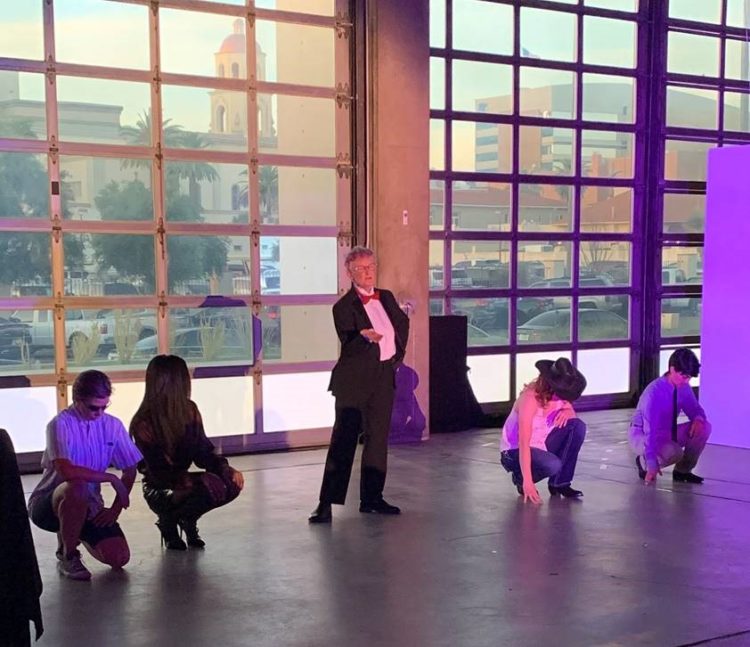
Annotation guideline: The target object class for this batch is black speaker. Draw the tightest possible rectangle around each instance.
[429,315,484,432]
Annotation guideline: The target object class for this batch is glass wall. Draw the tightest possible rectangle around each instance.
[0,0,351,453]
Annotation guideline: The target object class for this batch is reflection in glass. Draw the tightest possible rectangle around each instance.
[258,94,335,157]
[661,246,703,285]
[430,119,445,171]
[519,184,572,232]
[581,130,634,179]
[581,187,633,233]
[430,180,445,231]
[661,299,701,337]
[260,304,337,364]
[55,0,149,70]
[450,241,510,289]
[666,87,718,130]
[724,92,750,132]
[725,39,750,81]
[452,182,511,232]
[517,298,572,344]
[667,33,719,77]
[260,236,337,295]
[583,16,637,68]
[429,240,445,289]
[580,241,631,286]
[452,297,509,346]
[431,57,445,110]
[663,193,705,234]
[578,301,629,342]
[453,0,513,56]
[520,8,576,62]
[520,68,575,119]
[0,3,43,60]
[582,74,635,124]
[519,127,575,176]
[452,61,512,114]
[430,0,446,49]
[430,298,445,316]
[664,140,714,182]
[0,154,49,219]
[61,156,152,221]
[452,122,512,174]
[0,233,51,298]
[518,241,572,289]
[0,72,46,139]
[668,0,721,23]
[0,309,53,373]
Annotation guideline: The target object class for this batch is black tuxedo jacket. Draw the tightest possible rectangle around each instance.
[328,286,410,403]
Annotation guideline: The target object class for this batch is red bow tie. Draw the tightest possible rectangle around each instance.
[359,289,380,305]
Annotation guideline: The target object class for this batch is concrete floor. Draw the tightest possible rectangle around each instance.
[20,409,750,647]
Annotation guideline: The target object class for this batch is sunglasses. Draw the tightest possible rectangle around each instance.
[85,401,110,412]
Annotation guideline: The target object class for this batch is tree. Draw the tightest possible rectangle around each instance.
[235,165,278,223]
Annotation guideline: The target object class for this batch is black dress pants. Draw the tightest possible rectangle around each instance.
[319,361,395,505]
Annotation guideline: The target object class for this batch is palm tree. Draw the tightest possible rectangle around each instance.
[235,165,278,223]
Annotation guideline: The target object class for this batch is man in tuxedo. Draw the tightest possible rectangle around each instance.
[309,246,409,523]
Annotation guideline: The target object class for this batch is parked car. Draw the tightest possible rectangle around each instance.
[9,309,111,351]
[517,308,628,343]
[467,297,554,331]
[133,326,252,362]
[528,275,621,310]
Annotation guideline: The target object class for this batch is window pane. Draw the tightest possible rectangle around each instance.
[0,309,54,373]
[667,33,719,77]
[581,187,633,234]
[260,304,337,363]
[61,156,152,221]
[256,20,335,87]
[431,57,445,111]
[452,182,511,232]
[166,306,253,366]
[727,0,750,27]
[517,298,572,344]
[453,0,513,56]
[453,61,513,114]
[519,184,573,232]
[66,233,154,295]
[57,77,151,146]
[450,241,511,289]
[430,180,445,231]
[661,299,701,337]
[0,72,46,139]
[55,0,149,70]
[0,3,43,60]
[261,236,337,295]
[520,8,576,62]
[725,39,750,81]
[518,241,572,288]
[266,166,336,226]
[430,298,445,315]
[578,300,629,342]
[664,140,714,181]
[430,0,446,48]
[668,0,722,23]
[520,68,575,119]
[452,121,512,174]
[255,0,334,13]
[429,240,444,289]
[666,86,718,129]
[519,127,576,176]
[661,246,703,284]
[258,94,335,157]
[167,235,242,296]
[585,0,638,10]
[467,354,510,403]
[263,372,335,432]
[583,16,637,68]
[663,193,705,233]
[430,119,445,171]
[724,92,750,132]
[577,348,630,395]
[452,297,509,346]
[0,233,51,297]
[582,74,635,124]
[581,130,634,179]
[0,153,49,219]
[580,241,631,286]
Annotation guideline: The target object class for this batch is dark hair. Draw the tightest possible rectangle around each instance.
[530,374,555,406]
[130,355,193,454]
[668,347,700,378]
[72,370,112,402]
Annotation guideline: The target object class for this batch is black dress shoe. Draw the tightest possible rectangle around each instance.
[359,499,401,515]
[548,484,583,498]
[635,456,646,480]
[673,471,704,484]
[308,502,332,523]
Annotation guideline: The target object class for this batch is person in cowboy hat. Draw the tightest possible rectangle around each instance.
[500,358,587,503]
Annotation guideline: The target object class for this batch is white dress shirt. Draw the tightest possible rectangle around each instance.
[357,287,397,361]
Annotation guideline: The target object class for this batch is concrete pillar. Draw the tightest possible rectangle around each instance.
[368,0,430,439]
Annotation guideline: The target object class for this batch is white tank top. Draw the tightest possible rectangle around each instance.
[500,395,567,452]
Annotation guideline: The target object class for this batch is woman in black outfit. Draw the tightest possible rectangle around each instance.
[130,355,244,550]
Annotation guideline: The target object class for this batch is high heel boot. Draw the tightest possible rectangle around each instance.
[178,518,205,549]
[156,517,187,551]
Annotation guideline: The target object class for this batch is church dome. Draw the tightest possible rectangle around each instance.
[219,19,246,54]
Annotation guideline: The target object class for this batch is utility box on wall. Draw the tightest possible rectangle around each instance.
[701,145,750,448]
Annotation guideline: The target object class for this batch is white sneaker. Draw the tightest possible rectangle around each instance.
[57,550,91,581]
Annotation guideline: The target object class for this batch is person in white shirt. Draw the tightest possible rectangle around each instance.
[28,370,142,581]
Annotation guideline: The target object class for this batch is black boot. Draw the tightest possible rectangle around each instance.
[179,518,206,548]
[156,516,186,551]
[308,502,332,523]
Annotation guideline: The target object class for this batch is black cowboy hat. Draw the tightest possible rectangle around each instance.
[535,357,587,402]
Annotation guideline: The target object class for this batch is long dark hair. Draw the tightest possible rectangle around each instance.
[131,355,193,454]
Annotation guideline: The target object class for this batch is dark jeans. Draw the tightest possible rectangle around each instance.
[500,418,586,488]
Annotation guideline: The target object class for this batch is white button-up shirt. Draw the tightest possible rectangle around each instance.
[357,288,397,361]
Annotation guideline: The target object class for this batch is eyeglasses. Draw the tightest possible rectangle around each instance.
[85,401,110,413]
[350,263,377,273]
